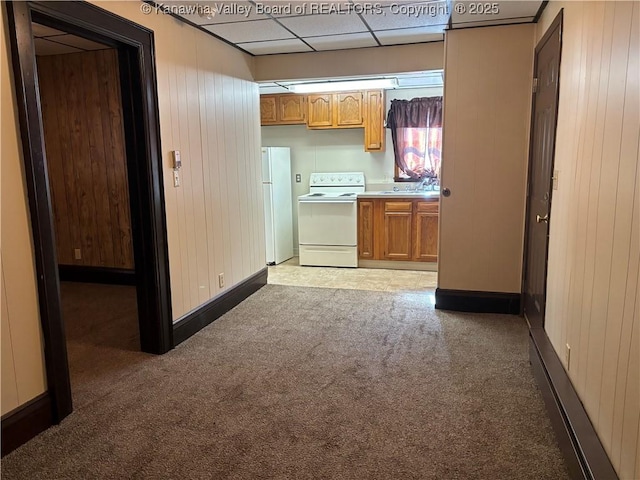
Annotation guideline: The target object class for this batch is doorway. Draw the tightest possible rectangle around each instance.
[523,11,563,328]
[5,1,173,423]
[33,23,144,409]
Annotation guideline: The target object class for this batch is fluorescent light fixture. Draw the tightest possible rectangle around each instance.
[289,78,398,94]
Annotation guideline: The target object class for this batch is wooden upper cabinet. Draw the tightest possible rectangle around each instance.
[336,91,363,127]
[278,94,305,124]
[365,90,385,152]
[413,201,439,262]
[260,89,385,152]
[307,94,333,127]
[260,94,306,125]
[260,95,278,125]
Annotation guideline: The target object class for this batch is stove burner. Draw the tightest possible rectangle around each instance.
[308,193,325,196]
[340,193,355,196]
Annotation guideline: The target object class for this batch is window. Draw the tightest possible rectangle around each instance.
[386,97,443,183]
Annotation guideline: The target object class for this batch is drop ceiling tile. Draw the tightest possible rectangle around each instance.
[451,16,535,29]
[362,3,449,30]
[204,19,294,43]
[373,27,444,45]
[257,1,353,17]
[278,13,368,37]
[53,34,109,51]
[451,1,541,25]
[304,32,378,51]
[376,26,445,45]
[31,23,66,38]
[34,38,83,56]
[237,38,313,55]
[176,0,269,25]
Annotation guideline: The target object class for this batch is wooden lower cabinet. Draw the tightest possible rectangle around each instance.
[413,201,439,262]
[358,200,375,259]
[383,201,413,260]
[357,198,439,262]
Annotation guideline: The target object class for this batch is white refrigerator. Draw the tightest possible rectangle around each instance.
[262,147,294,265]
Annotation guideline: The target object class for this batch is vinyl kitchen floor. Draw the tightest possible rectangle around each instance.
[268,257,438,293]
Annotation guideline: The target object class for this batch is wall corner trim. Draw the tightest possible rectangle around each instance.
[173,268,268,346]
[434,288,521,314]
[1,393,53,457]
[528,328,619,480]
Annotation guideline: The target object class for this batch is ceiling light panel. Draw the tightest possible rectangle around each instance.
[237,38,313,55]
[289,78,398,93]
[278,13,369,37]
[304,32,378,51]
[204,19,294,43]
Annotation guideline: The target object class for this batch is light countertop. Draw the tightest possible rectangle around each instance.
[357,191,440,200]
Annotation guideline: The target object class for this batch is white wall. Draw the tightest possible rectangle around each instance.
[537,2,640,478]
[261,87,443,251]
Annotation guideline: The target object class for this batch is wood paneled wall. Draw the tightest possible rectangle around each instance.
[94,1,264,321]
[37,49,134,269]
[439,24,535,293]
[1,6,48,415]
[537,2,639,477]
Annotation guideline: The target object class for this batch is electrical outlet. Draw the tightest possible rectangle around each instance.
[74,248,82,260]
[295,173,301,183]
[565,344,571,368]
[218,273,225,288]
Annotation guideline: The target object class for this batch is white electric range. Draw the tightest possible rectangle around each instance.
[298,172,365,267]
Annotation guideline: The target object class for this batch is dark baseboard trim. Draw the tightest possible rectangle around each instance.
[173,268,268,346]
[435,288,520,314]
[1,392,52,457]
[529,328,618,480]
[58,265,136,286]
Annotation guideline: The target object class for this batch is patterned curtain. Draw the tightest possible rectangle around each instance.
[386,97,443,180]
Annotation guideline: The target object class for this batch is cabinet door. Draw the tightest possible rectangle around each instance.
[383,201,413,260]
[358,200,375,259]
[260,95,278,125]
[364,90,385,152]
[279,94,305,124]
[413,201,439,262]
[307,94,333,127]
[336,91,363,127]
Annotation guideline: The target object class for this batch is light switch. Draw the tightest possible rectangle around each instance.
[172,150,182,170]
[173,170,180,187]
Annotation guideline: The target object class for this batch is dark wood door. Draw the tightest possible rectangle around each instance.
[523,16,562,328]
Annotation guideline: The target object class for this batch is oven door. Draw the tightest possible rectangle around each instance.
[298,199,357,246]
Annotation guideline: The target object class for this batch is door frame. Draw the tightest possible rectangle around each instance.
[521,9,563,328]
[5,0,173,423]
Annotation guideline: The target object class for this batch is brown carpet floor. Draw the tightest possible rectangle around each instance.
[1,284,569,479]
